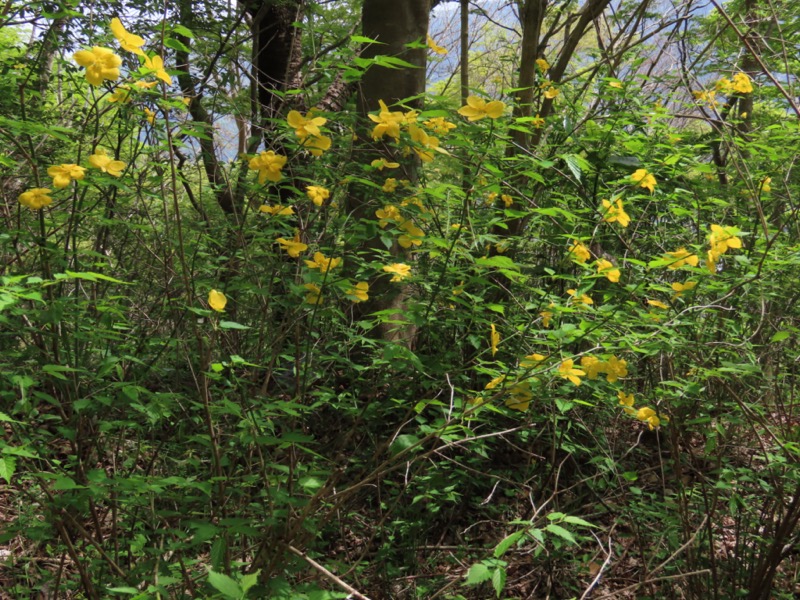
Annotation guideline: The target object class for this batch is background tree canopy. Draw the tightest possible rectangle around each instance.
[2,0,800,598]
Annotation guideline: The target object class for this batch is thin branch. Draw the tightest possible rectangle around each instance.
[287,545,372,600]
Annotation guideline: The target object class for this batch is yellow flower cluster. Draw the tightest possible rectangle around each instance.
[631,169,656,193]
[457,95,505,121]
[375,204,425,248]
[249,150,287,184]
[601,198,630,226]
[618,391,664,430]
[287,110,331,157]
[579,355,628,383]
[706,224,742,272]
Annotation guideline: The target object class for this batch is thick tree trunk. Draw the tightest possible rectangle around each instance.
[348,0,431,344]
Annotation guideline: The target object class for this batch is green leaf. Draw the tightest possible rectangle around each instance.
[0,411,21,423]
[240,571,260,594]
[545,523,577,544]
[219,321,251,330]
[492,567,507,597]
[351,35,384,44]
[207,569,242,599]
[494,530,524,558]
[563,515,596,528]
[465,563,492,586]
[771,330,791,342]
[165,37,190,53]
[172,24,195,38]
[0,456,16,483]
[475,256,520,271]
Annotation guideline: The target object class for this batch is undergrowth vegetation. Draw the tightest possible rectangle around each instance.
[2,1,800,598]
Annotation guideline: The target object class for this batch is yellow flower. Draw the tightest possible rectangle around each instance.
[376,204,401,228]
[371,158,400,171]
[692,89,717,105]
[346,281,369,303]
[381,178,398,193]
[485,374,505,390]
[567,289,593,305]
[398,220,425,248]
[73,46,122,86]
[457,95,505,121]
[647,299,669,309]
[134,80,159,90]
[47,164,85,189]
[664,247,699,269]
[671,280,697,298]
[706,248,719,274]
[490,324,500,356]
[618,391,636,415]
[427,34,447,55]
[636,407,661,429]
[596,258,621,283]
[287,110,326,138]
[369,99,404,140]
[558,359,585,386]
[506,381,533,411]
[542,83,559,99]
[276,235,308,258]
[303,283,322,305]
[709,224,742,255]
[89,149,126,177]
[383,263,411,282]
[601,198,630,227]
[530,114,545,128]
[731,72,753,94]
[107,85,131,103]
[499,194,513,208]
[605,356,628,383]
[306,185,330,206]
[580,356,605,380]
[208,289,227,312]
[521,353,546,368]
[540,310,553,327]
[301,134,332,157]
[761,177,771,193]
[110,17,145,55]
[631,169,656,193]
[608,80,623,89]
[249,150,287,184]
[535,58,549,71]
[18,188,53,210]
[423,117,456,135]
[408,124,439,162]
[304,251,341,273]
[144,107,156,124]
[259,204,294,216]
[143,54,172,85]
[569,240,591,263]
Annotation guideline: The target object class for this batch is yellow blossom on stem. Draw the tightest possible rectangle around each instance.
[580,356,605,380]
[398,219,425,248]
[647,299,669,310]
[664,247,699,269]
[249,150,287,184]
[521,353,546,368]
[47,164,85,189]
[558,359,585,386]
[301,135,332,157]
[382,178,398,193]
[73,46,122,86]
[601,198,630,227]
[383,263,411,282]
[427,34,447,55]
[107,85,131,103]
[259,204,294,216]
[276,234,308,258]
[605,356,628,383]
[535,58,549,71]
[709,224,742,255]
[636,407,661,429]
[731,72,753,94]
[376,205,401,227]
[110,17,145,56]
[485,374,505,390]
[208,289,227,312]
[304,251,341,273]
[371,158,400,171]
[457,95,505,121]
[761,177,771,193]
[287,110,326,138]
[569,240,591,263]
[567,289,593,305]
[306,185,330,206]
[490,324,500,356]
[631,169,657,193]
[506,381,533,411]
[671,281,697,298]
[303,283,322,305]
[143,54,172,85]
[89,149,126,177]
[423,117,456,135]
[618,391,636,415]
[346,282,369,303]
[540,309,553,327]
[542,83,559,99]
[596,258,621,283]
[530,114,545,128]
[408,124,439,162]
[369,100,405,140]
[18,188,53,210]
[144,107,156,124]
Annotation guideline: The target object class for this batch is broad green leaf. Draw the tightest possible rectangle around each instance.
[207,569,242,599]
[492,567,507,597]
[219,321,251,330]
[494,530,524,558]
[545,523,577,544]
[465,563,492,585]
[0,456,16,483]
